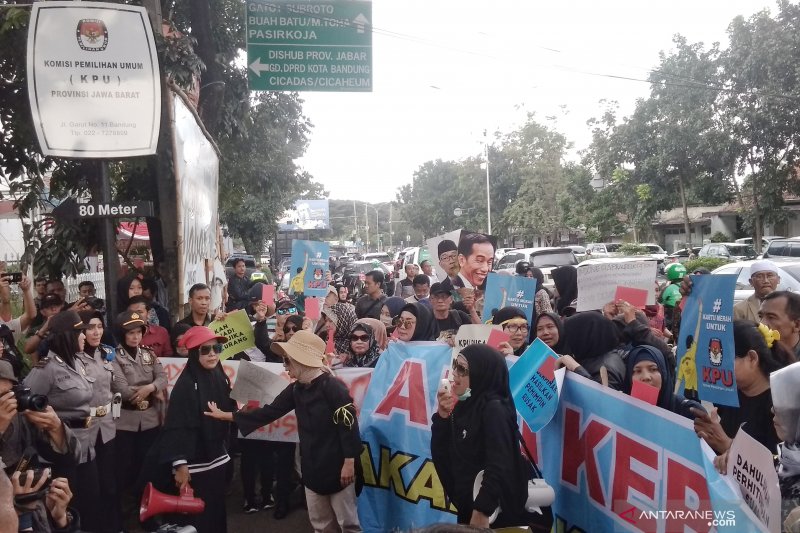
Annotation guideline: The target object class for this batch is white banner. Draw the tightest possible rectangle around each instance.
[576,260,656,311]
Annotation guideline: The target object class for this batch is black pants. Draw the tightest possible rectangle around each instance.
[116,428,159,514]
[239,439,295,505]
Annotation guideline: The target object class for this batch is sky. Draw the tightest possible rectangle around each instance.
[296,0,775,204]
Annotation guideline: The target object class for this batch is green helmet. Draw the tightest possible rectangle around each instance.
[665,262,687,282]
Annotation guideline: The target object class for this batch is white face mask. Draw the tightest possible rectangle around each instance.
[380,315,393,326]
[457,388,472,401]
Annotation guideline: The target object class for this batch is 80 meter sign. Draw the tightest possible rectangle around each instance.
[76,201,154,219]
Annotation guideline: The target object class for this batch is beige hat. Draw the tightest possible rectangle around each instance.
[271,329,326,368]
[321,306,338,327]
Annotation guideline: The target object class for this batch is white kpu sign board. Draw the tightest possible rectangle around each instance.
[27,2,161,158]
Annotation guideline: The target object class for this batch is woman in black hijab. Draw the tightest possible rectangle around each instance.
[534,312,569,355]
[396,302,439,342]
[559,312,626,390]
[550,266,577,317]
[145,326,236,533]
[431,344,552,530]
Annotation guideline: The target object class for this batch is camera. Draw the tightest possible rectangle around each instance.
[11,385,48,412]
[84,297,105,311]
[1,272,22,284]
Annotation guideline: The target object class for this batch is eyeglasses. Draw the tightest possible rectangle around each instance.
[452,360,469,377]
[277,307,298,315]
[199,343,223,356]
[396,318,416,329]
[350,334,369,342]
[503,323,529,334]
[439,251,457,262]
[752,272,777,281]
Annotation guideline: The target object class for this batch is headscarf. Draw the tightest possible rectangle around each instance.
[384,296,407,318]
[399,302,439,341]
[328,302,358,354]
[623,345,675,412]
[534,312,569,355]
[563,312,620,362]
[344,322,382,368]
[356,318,388,351]
[459,344,514,410]
[551,266,578,316]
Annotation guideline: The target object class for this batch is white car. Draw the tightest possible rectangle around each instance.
[641,243,667,261]
[711,260,800,303]
[495,247,577,288]
[494,247,516,263]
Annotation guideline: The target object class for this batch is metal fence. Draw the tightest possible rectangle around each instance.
[64,272,106,301]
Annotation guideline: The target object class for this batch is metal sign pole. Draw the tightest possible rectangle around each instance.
[98,161,120,326]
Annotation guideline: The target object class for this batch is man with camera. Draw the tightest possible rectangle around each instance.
[0,359,81,531]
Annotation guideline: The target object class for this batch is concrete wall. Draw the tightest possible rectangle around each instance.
[710,215,737,239]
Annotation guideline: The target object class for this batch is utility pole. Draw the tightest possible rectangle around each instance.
[364,202,369,252]
[352,200,358,248]
[389,203,393,250]
[485,129,492,235]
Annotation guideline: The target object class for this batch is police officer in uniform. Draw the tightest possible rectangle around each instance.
[23,310,104,529]
[110,310,167,518]
[76,310,121,532]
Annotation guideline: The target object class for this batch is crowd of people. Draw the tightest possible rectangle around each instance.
[0,249,799,532]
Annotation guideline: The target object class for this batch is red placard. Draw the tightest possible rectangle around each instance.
[262,283,275,305]
[326,330,335,354]
[631,380,659,405]
[487,328,511,349]
[304,298,321,320]
[614,286,649,309]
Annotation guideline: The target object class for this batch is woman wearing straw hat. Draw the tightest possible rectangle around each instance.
[205,329,363,532]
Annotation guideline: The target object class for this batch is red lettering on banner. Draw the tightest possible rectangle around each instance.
[611,433,658,533]
[702,367,733,387]
[373,360,429,427]
[664,456,713,533]
[561,406,612,506]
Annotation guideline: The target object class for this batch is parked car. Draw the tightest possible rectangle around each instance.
[641,244,667,261]
[735,236,784,250]
[762,238,800,259]
[566,245,587,261]
[666,247,702,263]
[494,247,578,288]
[711,260,800,303]
[698,243,757,261]
[401,246,431,270]
[494,247,516,263]
[585,243,622,258]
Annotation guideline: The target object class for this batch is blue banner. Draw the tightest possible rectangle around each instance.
[676,274,738,407]
[357,342,456,532]
[509,338,559,432]
[290,239,330,297]
[481,272,537,323]
[540,373,765,532]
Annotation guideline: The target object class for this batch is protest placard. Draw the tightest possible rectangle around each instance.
[509,338,562,432]
[426,229,463,285]
[576,260,656,312]
[230,359,288,405]
[209,309,255,360]
[727,428,781,532]
[676,274,738,406]
[452,324,497,361]
[482,272,537,323]
[614,286,648,308]
[304,297,321,320]
[290,239,330,297]
[261,283,274,304]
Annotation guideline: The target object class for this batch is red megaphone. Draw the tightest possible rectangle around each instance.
[139,482,205,522]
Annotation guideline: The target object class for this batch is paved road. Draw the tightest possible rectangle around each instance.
[126,456,314,533]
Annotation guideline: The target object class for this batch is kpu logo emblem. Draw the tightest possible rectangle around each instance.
[76,19,108,51]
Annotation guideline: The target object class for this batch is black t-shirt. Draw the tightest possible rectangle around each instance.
[435,310,471,340]
[717,388,779,454]
[355,294,387,320]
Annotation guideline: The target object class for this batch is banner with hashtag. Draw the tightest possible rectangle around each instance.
[481,271,537,323]
[676,274,739,407]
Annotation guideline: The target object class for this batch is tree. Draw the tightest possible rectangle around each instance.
[721,4,800,250]
[218,92,323,256]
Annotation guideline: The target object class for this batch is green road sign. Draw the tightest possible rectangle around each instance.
[246,0,372,92]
